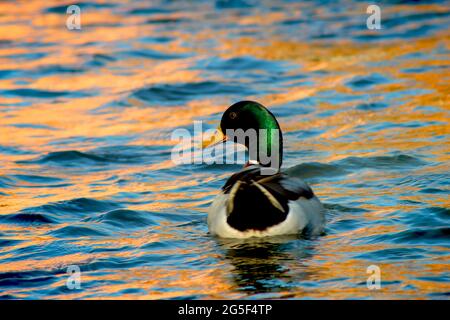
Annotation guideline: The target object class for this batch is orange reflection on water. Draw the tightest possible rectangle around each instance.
[0,0,449,299]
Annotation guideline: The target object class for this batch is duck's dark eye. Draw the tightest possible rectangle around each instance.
[229,112,237,119]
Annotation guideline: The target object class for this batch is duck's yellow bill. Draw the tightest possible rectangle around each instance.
[201,126,226,149]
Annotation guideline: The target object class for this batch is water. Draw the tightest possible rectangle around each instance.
[0,0,449,299]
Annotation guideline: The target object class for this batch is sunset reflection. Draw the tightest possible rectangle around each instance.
[0,0,449,299]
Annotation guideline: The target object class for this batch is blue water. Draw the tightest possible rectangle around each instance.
[0,0,449,299]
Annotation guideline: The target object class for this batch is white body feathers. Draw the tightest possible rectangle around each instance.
[207,192,325,238]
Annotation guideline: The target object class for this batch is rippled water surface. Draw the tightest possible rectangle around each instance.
[0,0,449,299]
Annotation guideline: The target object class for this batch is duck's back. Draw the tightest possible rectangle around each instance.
[207,166,325,238]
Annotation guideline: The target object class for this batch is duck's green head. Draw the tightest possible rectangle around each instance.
[203,101,283,171]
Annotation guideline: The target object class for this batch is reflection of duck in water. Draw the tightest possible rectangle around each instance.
[203,101,325,238]
[218,236,314,295]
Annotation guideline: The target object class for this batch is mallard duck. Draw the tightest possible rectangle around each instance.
[202,101,325,238]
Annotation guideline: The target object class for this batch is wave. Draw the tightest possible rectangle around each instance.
[17,150,109,166]
[87,209,156,229]
[0,174,69,190]
[0,213,56,224]
[49,225,111,238]
[0,270,58,290]
[132,81,256,106]
[285,162,349,179]
[18,146,170,167]
[334,154,426,170]
[11,198,122,223]
[385,227,450,244]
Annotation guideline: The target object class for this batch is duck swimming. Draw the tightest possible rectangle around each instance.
[202,101,325,238]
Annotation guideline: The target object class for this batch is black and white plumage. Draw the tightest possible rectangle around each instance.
[207,165,325,238]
